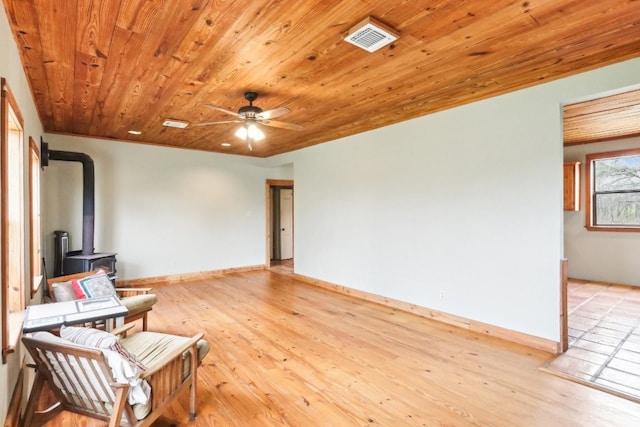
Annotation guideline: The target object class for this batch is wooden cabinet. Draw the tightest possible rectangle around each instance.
[563,162,580,211]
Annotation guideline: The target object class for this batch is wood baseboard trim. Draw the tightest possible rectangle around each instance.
[118,265,267,287]
[293,273,559,354]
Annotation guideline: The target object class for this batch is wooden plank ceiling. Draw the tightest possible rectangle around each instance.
[3,0,640,157]
[564,88,640,146]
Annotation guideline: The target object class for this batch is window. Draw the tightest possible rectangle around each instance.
[29,137,42,297]
[586,148,640,232]
[1,78,25,363]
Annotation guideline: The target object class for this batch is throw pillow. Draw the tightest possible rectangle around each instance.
[61,326,146,371]
[60,325,118,348]
[51,280,77,302]
[72,270,116,299]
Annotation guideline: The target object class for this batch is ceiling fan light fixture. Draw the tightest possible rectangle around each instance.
[235,123,265,141]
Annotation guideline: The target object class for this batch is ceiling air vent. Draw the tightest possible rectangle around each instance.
[162,119,189,128]
[344,17,398,53]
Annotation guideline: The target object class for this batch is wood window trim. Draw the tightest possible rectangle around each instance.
[29,136,43,298]
[585,147,640,232]
[1,78,25,363]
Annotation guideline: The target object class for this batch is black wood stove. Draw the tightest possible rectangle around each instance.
[43,140,117,281]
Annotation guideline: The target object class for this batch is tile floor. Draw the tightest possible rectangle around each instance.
[544,279,640,402]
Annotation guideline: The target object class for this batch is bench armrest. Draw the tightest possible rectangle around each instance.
[139,333,204,378]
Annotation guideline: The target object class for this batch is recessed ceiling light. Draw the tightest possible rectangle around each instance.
[221,142,231,147]
[128,130,142,135]
[162,119,189,128]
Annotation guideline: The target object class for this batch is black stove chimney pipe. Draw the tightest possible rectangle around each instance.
[41,140,95,256]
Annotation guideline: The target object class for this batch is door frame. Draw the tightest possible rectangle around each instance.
[265,179,294,269]
[559,258,568,353]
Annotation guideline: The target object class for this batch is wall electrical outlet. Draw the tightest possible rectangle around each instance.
[439,290,446,299]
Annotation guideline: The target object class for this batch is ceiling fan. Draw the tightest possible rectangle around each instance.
[197,91,303,150]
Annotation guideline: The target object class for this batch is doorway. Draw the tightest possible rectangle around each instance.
[266,179,294,271]
[275,188,294,260]
[561,85,640,354]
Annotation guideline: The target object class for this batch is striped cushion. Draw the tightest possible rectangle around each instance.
[60,325,118,348]
[61,326,146,370]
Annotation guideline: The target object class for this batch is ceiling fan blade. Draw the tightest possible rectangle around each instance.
[205,104,240,118]
[195,119,244,126]
[260,119,304,131]
[257,107,291,120]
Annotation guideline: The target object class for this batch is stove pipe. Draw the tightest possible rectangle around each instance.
[41,141,95,256]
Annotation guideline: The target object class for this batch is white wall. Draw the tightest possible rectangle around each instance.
[564,136,640,285]
[0,2,45,424]
[3,3,640,421]
[271,58,640,342]
[42,135,291,280]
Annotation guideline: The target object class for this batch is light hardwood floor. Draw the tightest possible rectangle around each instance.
[35,270,640,426]
[269,259,293,275]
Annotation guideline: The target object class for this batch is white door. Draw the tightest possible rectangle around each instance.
[280,189,293,260]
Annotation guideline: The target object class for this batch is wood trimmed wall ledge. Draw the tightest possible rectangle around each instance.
[292,273,560,354]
